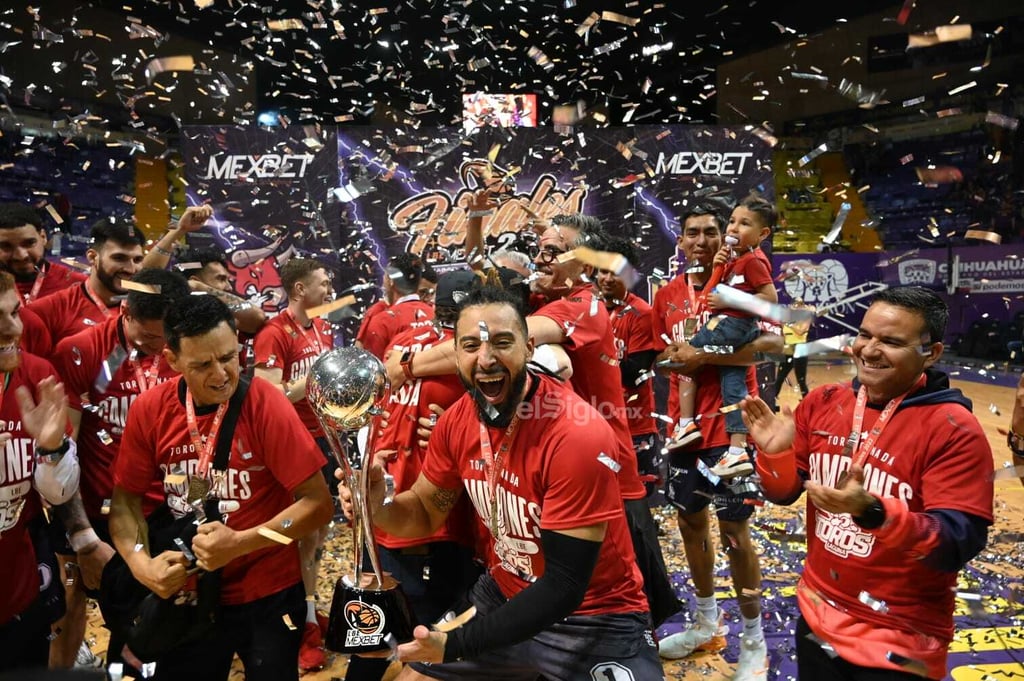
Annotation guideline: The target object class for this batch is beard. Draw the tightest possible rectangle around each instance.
[458,366,530,428]
[96,262,125,294]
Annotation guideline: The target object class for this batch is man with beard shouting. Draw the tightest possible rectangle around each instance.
[340,285,663,680]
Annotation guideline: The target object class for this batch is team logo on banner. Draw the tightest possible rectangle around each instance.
[897,258,937,285]
[783,258,850,306]
[344,600,386,647]
[389,159,586,258]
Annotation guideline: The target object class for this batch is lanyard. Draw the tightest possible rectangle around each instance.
[479,415,523,538]
[185,388,229,479]
[0,373,10,406]
[129,352,161,393]
[685,273,703,318]
[84,279,115,320]
[286,309,325,355]
[841,374,926,474]
[25,267,46,304]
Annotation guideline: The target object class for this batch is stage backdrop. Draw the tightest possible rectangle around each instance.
[182,125,774,341]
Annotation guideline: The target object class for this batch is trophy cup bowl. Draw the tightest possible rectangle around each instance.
[307,347,414,654]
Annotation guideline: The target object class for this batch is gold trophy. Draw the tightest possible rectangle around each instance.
[306,347,414,654]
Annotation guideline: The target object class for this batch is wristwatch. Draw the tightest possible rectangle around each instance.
[1008,428,1024,457]
[35,436,71,464]
[853,496,886,530]
[400,350,417,382]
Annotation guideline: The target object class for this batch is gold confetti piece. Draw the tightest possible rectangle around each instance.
[44,204,64,225]
[908,24,972,48]
[306,294,356,319]
[257,527,293,545]
[143,55,195,83]
[486,144,501,164]
[964,229,1002,244]
[601,11,639,26]
[164,474,187,485]
[267,18,305,31]
[575,12,600,36]
[121,280,162,294]
[432,606,477,633]
[719,403,741,414]
[282,614,297,631]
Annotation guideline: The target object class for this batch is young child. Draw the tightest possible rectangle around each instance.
[665,195,779,478]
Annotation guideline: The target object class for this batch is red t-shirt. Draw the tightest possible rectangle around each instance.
[375,325,472,550]
[608,293,657,437]
[53,316,178,521]
[717,249,774,319]
[16,259,87,304]
[533,285,646,500]
[114,376,326,606]
[20,305,52,357]
[356,296,434,360]
[253,311,334,437]
[651,274,759,447]
[422,375,649,617]
[0,354,58,624]
[792,382,994,642]
[27,280,119,345]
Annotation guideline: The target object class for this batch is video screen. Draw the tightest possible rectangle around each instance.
[462,93,537,133]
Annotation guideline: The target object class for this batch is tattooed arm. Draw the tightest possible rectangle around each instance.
[340,466,461,539]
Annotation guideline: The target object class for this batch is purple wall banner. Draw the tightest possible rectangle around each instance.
[182,125,775,342]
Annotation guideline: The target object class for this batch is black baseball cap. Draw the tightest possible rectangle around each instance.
[435,269,483,308]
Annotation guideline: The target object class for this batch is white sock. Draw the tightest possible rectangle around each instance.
[728,445,747,457]
[306,599,317,625]
[695,594,718,625]
[680,417,695,426]
[742,614,763,642]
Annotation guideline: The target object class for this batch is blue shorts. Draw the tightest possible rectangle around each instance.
[665,446,756,522]
[410,573,664,681]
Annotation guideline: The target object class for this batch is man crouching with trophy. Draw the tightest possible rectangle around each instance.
[338,285,663,680]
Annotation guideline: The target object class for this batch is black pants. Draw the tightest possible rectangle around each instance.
[795,617,932,681]
[149,582,306,681]
[775,355,809,397]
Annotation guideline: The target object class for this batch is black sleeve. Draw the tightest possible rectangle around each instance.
[443,528,602,663]
[922,509,990,573]
[619,349,658,389]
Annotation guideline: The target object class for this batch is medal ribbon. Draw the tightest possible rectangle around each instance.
[478,416,523,537]
[25,266,46,304]
[185,388,229,478]
[129,353,161,393]
[83,279,115,320]
[842,374,926,473]
[285,309,325,356]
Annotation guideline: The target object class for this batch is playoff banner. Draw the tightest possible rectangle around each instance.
[182,125,774,340]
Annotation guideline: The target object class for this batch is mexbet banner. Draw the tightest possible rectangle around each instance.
[183,125,773,339]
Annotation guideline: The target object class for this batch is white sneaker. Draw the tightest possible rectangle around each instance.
[709,448,754,479]
[664,421,703,453]
[657,612,728,660]
[75,642,104,670]
[733,636,768,680]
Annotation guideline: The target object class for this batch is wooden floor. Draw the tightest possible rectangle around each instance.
[81,362,1024,680]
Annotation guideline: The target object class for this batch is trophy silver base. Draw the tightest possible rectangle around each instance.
[325,573,415,654]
